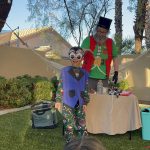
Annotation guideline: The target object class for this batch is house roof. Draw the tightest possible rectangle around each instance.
[0,26,71,48]
[10,27,50,41]
[0,27,71,47]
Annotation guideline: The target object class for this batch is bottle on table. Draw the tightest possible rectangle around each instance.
[97,80,103,94]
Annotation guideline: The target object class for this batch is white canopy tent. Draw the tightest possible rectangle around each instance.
[118,50,150,101]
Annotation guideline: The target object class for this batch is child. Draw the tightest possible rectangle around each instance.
[55,46,89,143]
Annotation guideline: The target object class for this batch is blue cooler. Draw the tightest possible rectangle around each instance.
[141,108,150,140]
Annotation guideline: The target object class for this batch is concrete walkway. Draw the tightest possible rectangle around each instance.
[0,105,31,116]
[0,103,149,116]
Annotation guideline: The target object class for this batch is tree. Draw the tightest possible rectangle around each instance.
[27,0,113,45]
[128,0,148,53]
[115,0,122,54]
[145,1,150,49]
[0,0,13,32]
[121,37,135,55]
[134,0,148,53]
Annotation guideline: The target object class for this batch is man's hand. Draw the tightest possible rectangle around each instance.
[112,71,118,84]
[55,102,61,112]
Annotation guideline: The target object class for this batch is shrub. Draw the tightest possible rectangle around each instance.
[33,75,49,82]
[0,78,32,108]
[33,79,53,102]
[0,76,6,81]
[0,78,7,106]
[16,74,34,89]
[0,75,54,108]
[16,74,34,101]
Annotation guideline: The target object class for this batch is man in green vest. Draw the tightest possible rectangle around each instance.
[81,16,119,92]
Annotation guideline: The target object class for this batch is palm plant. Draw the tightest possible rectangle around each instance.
[115,0,123,54]
[145,2,150,49]
[128,0,148,53]
[133,0,148,53]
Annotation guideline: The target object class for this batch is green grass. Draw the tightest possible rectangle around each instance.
[0,109,150,150]
[0,110,64,150]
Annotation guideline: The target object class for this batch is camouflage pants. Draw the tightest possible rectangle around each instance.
[62,104,88,143]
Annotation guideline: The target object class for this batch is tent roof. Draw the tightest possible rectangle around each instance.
[0,46,60,78]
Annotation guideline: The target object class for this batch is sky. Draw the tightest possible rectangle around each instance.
[3,0,135,45]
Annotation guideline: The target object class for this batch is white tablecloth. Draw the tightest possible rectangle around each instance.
[86,94,142,135]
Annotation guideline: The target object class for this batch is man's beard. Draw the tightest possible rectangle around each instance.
[94,34,107,44]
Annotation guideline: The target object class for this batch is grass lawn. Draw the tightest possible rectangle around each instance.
[0,109,150,150]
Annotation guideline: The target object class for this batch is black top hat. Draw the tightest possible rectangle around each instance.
[97,16,112,30]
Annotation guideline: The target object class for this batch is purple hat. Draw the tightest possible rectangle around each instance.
[97,16,112,30]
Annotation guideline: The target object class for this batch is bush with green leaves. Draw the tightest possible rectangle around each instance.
[16,74,35,100]
[0,75,54,108]
[16,74,34,90]
[32,75,49,83]
[0,78,32,108]
[0,76,6,81]
[0,77,7,106]
[33,79,53,102]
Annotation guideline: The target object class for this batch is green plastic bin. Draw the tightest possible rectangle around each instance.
[141,108,150,140]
